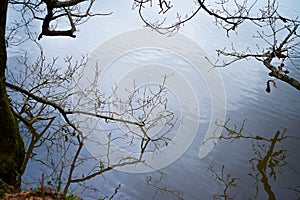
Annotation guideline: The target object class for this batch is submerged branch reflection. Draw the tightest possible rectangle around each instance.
[206,119,299,200]
[208,163,239,200]
[145,173,184,200]
[248,130,287,200]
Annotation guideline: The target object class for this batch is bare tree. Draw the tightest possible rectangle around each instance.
[4,44,175,197]
[8,0,112,40]
[2,0,177,196]
[1,0,299,195]
[133,0,300,91]
[1,0,112,189]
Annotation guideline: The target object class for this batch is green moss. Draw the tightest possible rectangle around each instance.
[0,78,25,188]
[66,194,81,200]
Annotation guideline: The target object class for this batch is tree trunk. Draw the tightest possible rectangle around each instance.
[0,0,25,189]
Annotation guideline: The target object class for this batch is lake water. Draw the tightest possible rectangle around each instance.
[7,0,300,199]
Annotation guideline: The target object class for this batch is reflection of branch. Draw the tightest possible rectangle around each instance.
[211,119,293,199]
[252,131,280,200]
[146,173,184,200]
[208,163,238,200]
[248,130,289,200]
[212,119,289,142]
[100,183,122,200]
[284,186,300,198]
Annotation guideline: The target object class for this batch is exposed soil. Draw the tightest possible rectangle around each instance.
[2,187,65,200]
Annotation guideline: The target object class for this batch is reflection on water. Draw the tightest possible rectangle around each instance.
[142,120,299,200]
[208,164,239,200]
[13,30,300,200]
[6,0,300,199]
[146,174,184,200]
[208,120,296,200]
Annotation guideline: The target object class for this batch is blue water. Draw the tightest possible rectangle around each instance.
[6,0,300,199]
